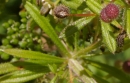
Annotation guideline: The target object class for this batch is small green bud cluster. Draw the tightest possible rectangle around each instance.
[1,10,42,60]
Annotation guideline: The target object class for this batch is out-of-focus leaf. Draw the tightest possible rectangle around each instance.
[87,60,130,83]
[93,75,110,83]
[0,60,50,75]
[1,49,65,63]
[59,16,95,38]
[69,59,97,83]
[101,21,116,53]
[25,59,61,65]
[0,63,18,75]
[61,0,84,9]
[126,9,130,38]
[0,70,44,83]
[84,66,110,83]
[86,0,102,14]
[12,61,50,72]
[25,1,71,57]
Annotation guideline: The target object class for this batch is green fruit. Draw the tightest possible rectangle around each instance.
[2,39,10,45]
[6,45,12,48]
[24,33,30,39]
[14,22,20,27]
[19,28,26,33]
[6,35,12,40]
[12,27,19,32]
[8,19,14,25]
[19,23,26,29]
[10,38,19,45]
[2,22,9,28]
[21,18,27,23]
[19,11,27,18]
[7,28,14,35]
[18,33,24,38]
[1,53,10,60]
[26,38,33,43]
[37,39,42,43]
[11,33,19,39]
[19,41,27,48]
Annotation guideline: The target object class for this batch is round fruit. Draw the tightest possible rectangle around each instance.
[105,3,119,19]
[2,39,10,45]
[1,53,10,60]
[122,60,130,73]
[100,8,112,23]
[53,5,69,18]
[2,22,9,28]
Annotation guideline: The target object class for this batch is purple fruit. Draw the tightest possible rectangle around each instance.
[105,3,119,19]
[122,60,130,73]
[100,8,112,23]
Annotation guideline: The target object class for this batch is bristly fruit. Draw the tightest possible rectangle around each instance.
[100,3,119,23]
[53,5,69,18]
[100,8,112,23]
[105,3,119,19]
[122,60,130,73]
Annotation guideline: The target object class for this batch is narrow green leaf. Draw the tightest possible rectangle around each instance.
[84,66,110,83]
[0,70,44,83]
[25,1,71,57]
[61,0,84,9]
[87,60,130,83]
[69,59,97,83]
[0,63,18,75]
[101,21,116,53]
[25,59,62,65]
[126,9,130,38]
[59,16,95,38]
[12,61,50,72]
[0,61,50,75]
[1,49,65,63]
[86,0,102,14]
[93,75,110,83]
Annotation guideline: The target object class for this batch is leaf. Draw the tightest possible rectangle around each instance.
[93,75,110,83]
[0,63,18,75]
[84,66,110,83]
[0,61,50,75]
[25,59,62,65]
[126,9,130,38]
[69,59,97,83]
[59,16,95,38]
[1,49,65,63]
[101,21,116,53]
[86,0,102,14]
[12,61,50,72]
[0,70,44,83]
[61,0,84,9]
[25,1,71,57]
[87,60,130,83]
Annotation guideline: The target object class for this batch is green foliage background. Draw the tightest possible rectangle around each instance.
[0,0,130,83]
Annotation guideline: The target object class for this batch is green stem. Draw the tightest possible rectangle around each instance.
[75,39,102,57]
